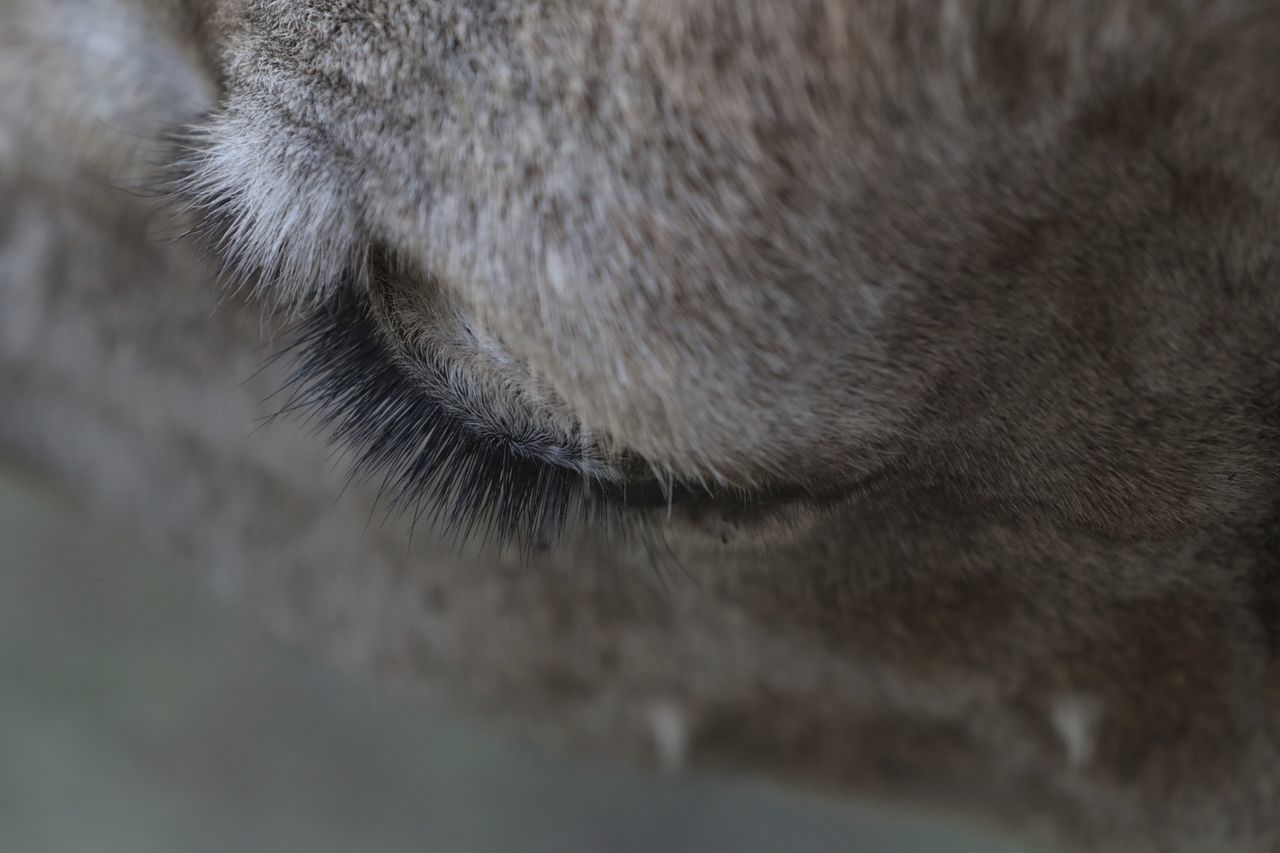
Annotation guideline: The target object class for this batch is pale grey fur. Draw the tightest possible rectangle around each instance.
[4,1,1280,851]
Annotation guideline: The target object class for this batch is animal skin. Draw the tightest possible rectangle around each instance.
[4,1,1280,849]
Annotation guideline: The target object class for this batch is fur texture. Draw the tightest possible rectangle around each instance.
[5,1,1280,850]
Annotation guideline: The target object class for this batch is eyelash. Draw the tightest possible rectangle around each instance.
[155,131,660,551]
[272,284,628,551]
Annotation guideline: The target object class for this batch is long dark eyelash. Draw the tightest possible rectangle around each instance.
[149,130,679,551]
[273,285,626,552]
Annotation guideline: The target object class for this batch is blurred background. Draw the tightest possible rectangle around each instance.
[0,458,1024,853]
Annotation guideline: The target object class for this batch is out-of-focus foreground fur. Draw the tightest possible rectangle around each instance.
[4,2,1280,850]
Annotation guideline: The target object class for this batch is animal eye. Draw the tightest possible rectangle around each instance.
[155,130,629,549]
[275,281,631,551]
[158,125,746,551]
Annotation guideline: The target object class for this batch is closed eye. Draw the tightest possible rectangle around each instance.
[159,127,790,552]
[273,281,631,551]
[158,139,667,552]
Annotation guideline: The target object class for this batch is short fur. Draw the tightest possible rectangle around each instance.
[5,1,1280,850]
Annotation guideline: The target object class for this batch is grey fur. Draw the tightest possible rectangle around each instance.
[4,1,1280,850]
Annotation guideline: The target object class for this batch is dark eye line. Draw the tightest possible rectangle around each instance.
[272,283,629,552]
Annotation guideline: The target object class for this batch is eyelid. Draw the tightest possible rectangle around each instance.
[274,282,625,550]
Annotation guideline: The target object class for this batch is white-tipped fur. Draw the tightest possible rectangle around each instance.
[169,113,365,305]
